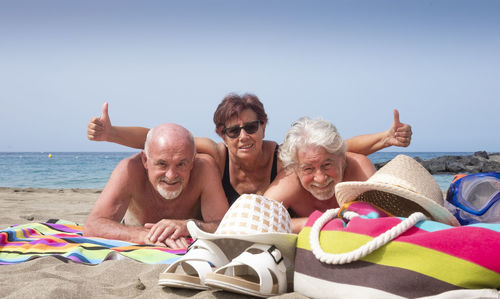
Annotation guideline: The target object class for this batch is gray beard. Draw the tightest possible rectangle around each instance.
[307,177,336,201]
[157,184,182,200]
[310,187,336,201]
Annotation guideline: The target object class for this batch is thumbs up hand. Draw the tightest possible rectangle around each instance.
[386,109,412,148]
[87,102,112,141]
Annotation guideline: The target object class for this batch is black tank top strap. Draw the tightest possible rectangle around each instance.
[287,208,298,218]
[222,146,240,206]
[270,144,279,183]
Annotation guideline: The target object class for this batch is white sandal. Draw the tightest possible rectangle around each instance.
[158,238,230,290]
[205,243,288,297]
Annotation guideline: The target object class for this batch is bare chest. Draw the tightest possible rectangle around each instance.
[126,189,202,225]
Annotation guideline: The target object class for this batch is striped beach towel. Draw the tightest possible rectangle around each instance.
[0,220,182,265]
[295,210,500,298]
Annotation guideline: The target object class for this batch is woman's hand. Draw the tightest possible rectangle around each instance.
[88,102,112,141]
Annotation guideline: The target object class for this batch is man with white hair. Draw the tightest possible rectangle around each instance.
[264,117,376,233]
[84,123,228,249]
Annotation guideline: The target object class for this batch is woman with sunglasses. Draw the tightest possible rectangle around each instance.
[87,93,412,205]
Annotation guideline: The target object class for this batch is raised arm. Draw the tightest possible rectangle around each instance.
[87,102,149,149]
[88,103,226,172]
[345,109,412,155]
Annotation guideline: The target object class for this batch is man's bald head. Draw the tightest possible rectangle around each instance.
[142,123,196,201]
[144,123,195,159]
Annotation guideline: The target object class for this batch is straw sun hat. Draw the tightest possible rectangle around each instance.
[188,194,297,260]
[335,154,459,226]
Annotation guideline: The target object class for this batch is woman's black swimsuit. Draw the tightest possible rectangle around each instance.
[222,145,279,206]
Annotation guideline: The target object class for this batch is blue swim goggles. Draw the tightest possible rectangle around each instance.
[446,172,500,217]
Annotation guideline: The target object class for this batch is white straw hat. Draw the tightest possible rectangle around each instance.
[188,194,297,260]
[335,155,459,226]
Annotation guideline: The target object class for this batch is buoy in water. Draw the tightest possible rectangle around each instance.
[48,154,52,158]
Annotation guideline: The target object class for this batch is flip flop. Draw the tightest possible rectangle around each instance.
[205,243,287,297]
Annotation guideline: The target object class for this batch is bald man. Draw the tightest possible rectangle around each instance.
[83,123,229,249]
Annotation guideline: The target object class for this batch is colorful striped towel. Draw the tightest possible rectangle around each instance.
[295,210,500,298]
[0,220,182,265]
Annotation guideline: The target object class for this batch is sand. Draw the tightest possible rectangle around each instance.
[0,188,306,299]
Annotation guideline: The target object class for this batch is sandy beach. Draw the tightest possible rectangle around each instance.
[0,188,306,299]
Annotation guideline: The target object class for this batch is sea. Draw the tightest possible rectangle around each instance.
[0,152,473,191]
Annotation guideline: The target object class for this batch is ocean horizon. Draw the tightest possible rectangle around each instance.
[0,151,477,191]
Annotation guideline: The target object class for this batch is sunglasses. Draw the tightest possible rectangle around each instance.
[223,120,262,138]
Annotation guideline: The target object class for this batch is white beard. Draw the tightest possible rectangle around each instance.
[157,184,182,200]
[308,177,336,201]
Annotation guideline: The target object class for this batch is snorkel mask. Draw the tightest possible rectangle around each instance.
[446,172,500,225]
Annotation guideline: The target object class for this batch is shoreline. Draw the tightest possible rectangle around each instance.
[0,187,102,193]
[0,151,474,190]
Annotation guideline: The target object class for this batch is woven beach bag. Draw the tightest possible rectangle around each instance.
[294,205,500,299]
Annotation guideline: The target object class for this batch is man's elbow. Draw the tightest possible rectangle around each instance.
[82,218,99,237]
[82,225,92,237]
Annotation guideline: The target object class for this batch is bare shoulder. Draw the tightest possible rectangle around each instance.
[195,137,225,171]
[346,152,371,163]
[344,152,376,181]
[88,153,144,221]
[263,140,278,150]
[192,154,221,178]
[121,153,143,166]
[264,169,306,208]
[261,140,280,170]
[194,153,218,167]
[270,140,285,172]
[209,141,227,175]
[106,153,146,190]
[118,153,145,175]
[215,141,227,156]
[215,142,227,165]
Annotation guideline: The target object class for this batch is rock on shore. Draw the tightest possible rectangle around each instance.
[375,151,500,174]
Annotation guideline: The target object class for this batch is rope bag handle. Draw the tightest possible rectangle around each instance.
[309,208,427,265]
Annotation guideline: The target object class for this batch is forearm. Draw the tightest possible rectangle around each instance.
[346,131,389,156]
[108,126,150,149]
[193,219,221,234]
[83,217,148,244]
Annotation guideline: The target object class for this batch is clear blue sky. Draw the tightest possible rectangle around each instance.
[1,0,499,152]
